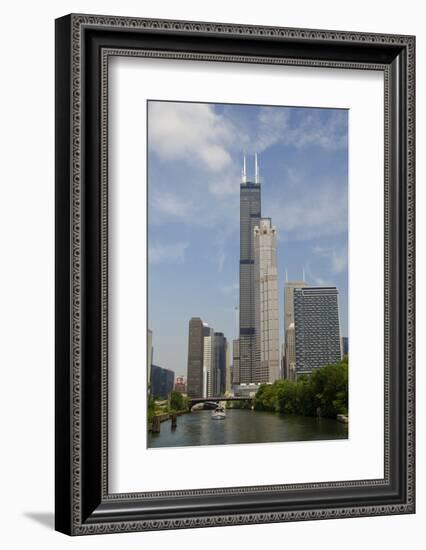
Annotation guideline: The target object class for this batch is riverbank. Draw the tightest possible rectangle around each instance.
[147,409,188,432]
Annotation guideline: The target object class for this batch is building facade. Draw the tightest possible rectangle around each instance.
[187,317,205,397]
[293,287,342,376]
[147,329,153,388]
[202,326,215,398]
[284,323,296,380]
[239,154,261,383]
[284,280,307,332]
[213,332,227,396]
[225,341,232,395]
[281,342,286,379]
[283,280,307,379]
[150,364,175,399]
[254,218,280,383]
[232,339,240,385]
[174,376,186,394]
[341,336,349,356]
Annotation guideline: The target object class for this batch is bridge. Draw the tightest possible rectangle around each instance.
[188,396,253,409]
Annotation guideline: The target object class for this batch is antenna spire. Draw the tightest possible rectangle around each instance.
[255,152,260,183]
[285,269,288,283]
[242,152,247,183]
[302,268,306,282]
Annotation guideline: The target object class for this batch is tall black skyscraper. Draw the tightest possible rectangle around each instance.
[213,332,227,395]
[239,154,261,383]
[187,317,204,397]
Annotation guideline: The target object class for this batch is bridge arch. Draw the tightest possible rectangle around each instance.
[188,396,253,410]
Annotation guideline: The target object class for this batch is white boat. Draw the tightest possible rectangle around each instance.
[211,406,226,419]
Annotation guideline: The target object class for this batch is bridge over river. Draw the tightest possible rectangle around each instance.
[188,396,253,410]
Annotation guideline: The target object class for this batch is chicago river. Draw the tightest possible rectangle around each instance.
[147,409,348,449]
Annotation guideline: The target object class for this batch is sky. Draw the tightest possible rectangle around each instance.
[147,101,348,378]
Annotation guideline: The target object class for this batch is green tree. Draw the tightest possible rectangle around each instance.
[255,383,279,411]
[169,391,188,412]
[308,358,348,417]
[252,358,348,419]
[227,399,252,410]
[147,394,156,423]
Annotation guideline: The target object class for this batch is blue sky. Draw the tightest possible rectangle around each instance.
[148,101,348,378]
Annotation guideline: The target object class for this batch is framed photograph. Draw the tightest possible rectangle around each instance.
[55,14,415,535]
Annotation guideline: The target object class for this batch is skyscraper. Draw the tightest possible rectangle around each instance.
[239,154,261,383]
[174,375,186,394]
[283,280,307,379]
[213,332,227,395]
[284,280,307,332]
[147,329,153,388]
[293,287,342,376]
[232,339,240,385]
[254,218,280,382]
[187,317,205,397]
[202,326,215,398]
[284,323,296,380]
[341,336,349,356]
[150,364,175,399]
[225,341,232,394]
[280,342,286,379]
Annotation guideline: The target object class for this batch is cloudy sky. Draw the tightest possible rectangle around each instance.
[148,101,348,377]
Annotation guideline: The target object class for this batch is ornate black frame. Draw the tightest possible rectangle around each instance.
[55,14,415,535]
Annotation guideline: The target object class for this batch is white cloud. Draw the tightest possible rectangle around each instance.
[208,172,240,197]
[149,103,347,179]
[287,109,348,151]
[148,103,348,235]
[313,245,348,274]
[305,267,330,287]
[148,241,189,265]
[232,107,347,154]
[150,188,239,234]
[254,108,291,152]
[331,247,348,273]
[268,175,348,241]
[151,191,193,220]
[148,102,234,172]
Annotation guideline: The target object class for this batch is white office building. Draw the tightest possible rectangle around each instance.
[202,326,215,398]
[254,218,280,383]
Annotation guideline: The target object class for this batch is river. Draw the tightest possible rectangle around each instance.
[147,409,348,448]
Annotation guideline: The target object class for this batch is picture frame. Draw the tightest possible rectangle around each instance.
[55,13,415,535]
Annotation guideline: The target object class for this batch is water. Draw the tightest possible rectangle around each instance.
[147,409,348,449]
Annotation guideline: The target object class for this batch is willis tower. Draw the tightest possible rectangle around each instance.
[239,153,261,383]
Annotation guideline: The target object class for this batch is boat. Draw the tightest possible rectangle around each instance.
[211,406,226,420]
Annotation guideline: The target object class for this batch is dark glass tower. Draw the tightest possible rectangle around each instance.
[213,332,227,395]
[239,154,261,383]
[293,287,342,376]
[187,317,204,397]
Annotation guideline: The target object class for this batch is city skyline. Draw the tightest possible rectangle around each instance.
[148,101,348,377]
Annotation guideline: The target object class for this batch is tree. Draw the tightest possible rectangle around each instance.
[253,358,348,419]
[255,383,279,411]
[227,399,251,410]
[147,394,156,423]
[169,391,188,412]
[307,358,348,417]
